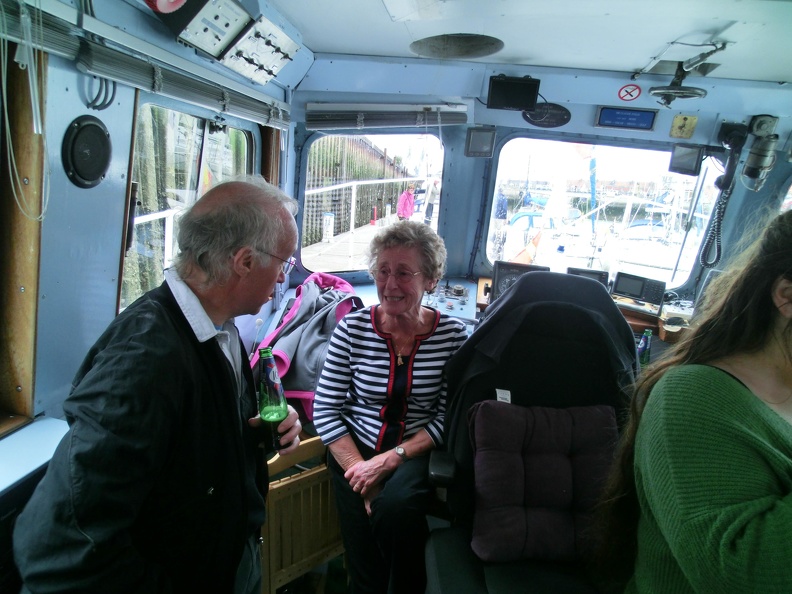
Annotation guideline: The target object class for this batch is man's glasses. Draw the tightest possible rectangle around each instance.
[374,268,421,284]
[263,252,297,275]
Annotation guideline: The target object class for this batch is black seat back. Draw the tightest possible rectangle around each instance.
[443,271,638,524]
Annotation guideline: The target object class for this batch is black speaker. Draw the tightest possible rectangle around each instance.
[486,75,540,112]
[62,115,111,188]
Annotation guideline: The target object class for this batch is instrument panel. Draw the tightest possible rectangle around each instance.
[490,261,550,301]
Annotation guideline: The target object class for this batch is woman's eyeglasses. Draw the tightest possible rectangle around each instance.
[263,252,297,275]
[374,268,421,284]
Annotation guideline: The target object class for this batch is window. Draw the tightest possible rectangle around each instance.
[781,182,792,214]
[489,138,720,287]
[301,134,444,273]
[121,105,251,310]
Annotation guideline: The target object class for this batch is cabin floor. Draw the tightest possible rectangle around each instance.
[277,556,347,594]
[274,517,451,593]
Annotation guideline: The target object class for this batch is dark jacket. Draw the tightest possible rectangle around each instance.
[13,283,268,594]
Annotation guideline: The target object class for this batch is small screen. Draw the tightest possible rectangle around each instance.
[596,106,657,131]
[669,144,704,176]
[614,275,644,298]
[612,272,666,317]
[567,267,608,286]
[487,76,540,112]
[465,127,497,157]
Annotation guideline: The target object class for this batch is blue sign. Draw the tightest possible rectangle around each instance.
[596,106,657,131]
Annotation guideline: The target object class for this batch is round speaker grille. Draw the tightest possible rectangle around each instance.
[62,115,111,188]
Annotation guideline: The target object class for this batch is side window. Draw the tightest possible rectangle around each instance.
[301,134,444,273]
[121,105,251,310]
[490,138,719,287]
[781,183,792,213]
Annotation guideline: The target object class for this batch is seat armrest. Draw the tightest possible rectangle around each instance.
[429,450,456,486]
[267,435,326,477]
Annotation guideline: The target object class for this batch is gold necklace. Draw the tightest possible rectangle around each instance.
[395,338,413,366]
[382,312,423,366]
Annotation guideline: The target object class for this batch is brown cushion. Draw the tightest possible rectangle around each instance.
[468,400,617,562]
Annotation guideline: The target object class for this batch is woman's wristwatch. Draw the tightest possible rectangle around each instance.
[395,446,409,461]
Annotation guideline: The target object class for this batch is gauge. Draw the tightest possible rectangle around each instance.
[490,261,550,301]
[497,274,521,296]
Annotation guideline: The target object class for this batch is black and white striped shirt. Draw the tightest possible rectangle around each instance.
[314,305,468,451]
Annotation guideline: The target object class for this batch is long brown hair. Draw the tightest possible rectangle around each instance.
[593,208,792,586]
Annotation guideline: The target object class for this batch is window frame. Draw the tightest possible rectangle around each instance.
[119,95,258,313]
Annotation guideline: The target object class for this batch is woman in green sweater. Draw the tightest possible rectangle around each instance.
[597,209,792,593]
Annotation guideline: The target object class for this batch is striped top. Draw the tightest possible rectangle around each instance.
[314,305,468,451]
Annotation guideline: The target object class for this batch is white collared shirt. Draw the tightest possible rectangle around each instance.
[165,268,243,400]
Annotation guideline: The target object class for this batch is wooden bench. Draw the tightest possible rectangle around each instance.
[260,436,344,594]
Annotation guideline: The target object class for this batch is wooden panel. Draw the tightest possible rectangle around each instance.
[262,127,280,185]
[0,47,46,435]
[261,436,345,594]
[267,435,326,476]
[619,305,660,335]
[476,277,491,311]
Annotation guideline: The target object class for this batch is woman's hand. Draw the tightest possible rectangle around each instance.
[344,452,396,497]
[363,484,382,516]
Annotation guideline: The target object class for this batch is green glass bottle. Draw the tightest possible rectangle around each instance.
[638,329,653,366]
[258,347,290,450]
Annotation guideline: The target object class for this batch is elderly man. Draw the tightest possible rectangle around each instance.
[13,177,302,594]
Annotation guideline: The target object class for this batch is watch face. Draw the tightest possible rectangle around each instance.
[491,261,550,300]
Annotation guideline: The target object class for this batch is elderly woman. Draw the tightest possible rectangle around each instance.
[314,220,468,594]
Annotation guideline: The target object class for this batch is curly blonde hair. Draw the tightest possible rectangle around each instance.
[367,220,447,282]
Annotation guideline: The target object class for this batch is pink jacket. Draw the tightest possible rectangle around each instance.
[397,189,414,218]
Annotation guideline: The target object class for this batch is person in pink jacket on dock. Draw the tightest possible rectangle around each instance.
[397,183,415,220]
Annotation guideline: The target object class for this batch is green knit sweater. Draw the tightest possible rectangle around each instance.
[627,364,792,593]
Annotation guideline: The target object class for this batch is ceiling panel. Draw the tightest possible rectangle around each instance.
[268,0,792,83]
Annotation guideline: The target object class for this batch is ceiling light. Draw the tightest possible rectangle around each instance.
[410,34,504,60]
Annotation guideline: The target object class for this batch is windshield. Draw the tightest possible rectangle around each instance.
[490,138,720,287]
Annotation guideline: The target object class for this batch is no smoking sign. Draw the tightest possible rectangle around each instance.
[618,84,641,101]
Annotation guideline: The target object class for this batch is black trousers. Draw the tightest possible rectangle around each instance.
[329,452,432,594]
[233,533,262,594]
